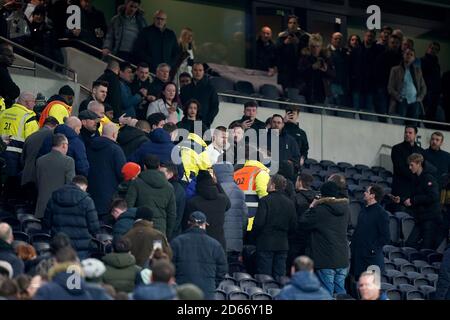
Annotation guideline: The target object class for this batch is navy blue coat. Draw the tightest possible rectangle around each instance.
[39,124,90,177]
[276,271,333,300]
[0,239,24,277]
[87,136,126,217]
[34,270,93,300]
[350,203,390,279]
[43,183,100,255]
[213,163,247,253]
[112,208,137,241]
[171,227,228,300]
[133,282,177,300]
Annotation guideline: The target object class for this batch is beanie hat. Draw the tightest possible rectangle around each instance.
[320,181,340,198]
[196,170,214,186]
[136,206,154,222]
[81,258,106,281]
[122,162,141,181]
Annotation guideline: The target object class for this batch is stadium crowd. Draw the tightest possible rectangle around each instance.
[0,0,449,300]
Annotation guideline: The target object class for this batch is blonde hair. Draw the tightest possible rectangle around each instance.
[309,33,323,48]
[179,27,196,52]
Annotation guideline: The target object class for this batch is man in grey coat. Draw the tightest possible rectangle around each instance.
[21,116,59,205]
[35,134,75,218]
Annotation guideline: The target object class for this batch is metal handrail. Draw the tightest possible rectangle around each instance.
[57,38,156,77]
[10,64,36,71]
[0,36,77,82]
[218,92,450,127]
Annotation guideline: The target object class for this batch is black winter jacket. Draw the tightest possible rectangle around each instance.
[0,64,20,107]
[97,69,122,119]
[43,183,100,254]
[117,125,149,158]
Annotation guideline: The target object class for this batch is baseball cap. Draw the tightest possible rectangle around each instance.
[189,211,208,225]
[78,110,101,121]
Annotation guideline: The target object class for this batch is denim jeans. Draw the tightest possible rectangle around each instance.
[316,268,348,296]
[375,87,389,116]
[256,250,288,279]
[397,99,421,126]
[352,92,377,121]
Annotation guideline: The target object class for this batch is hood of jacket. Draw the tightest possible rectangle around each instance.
[133,282,177,300]
[51,184,89,207]
[91,136,117,151]
[102,252,136,269]
[149,128,172,144]
[213,163,234,184]
[47,94,69,105]
[118,126,147,145]
[297,189,317,203]
[291,271,325,292]
[314,197,349,216]
[55,124,78,140]
[48,262,87,296]
[244,160,270,173]
[139,169,167,189]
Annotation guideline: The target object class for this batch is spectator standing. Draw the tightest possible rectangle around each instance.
[87,123,126,221]
[35,134,75,219]
[24,0,44,22]
[78,110,101,150]
[117,120,150,158]
[421,42,441,124]
[391,126,424,205]
[69,0,106,49]
[123,207,172,267]
[39,85,74,126]
[125,155,176,238]
[146,82,182,123]
[350,185,390,280]
[102,0,147,61]
[388,48,427,124]
[376,26,393,47]
[213,163,248,267]
[43,175,100,259]
[231,101,266,132]
[185,170,231,249]
[132,10,178,73]
[97,58,122,120]
[298,33,335,106]
[328,32,349,107]
[171,211,227,300]
[130,63,152,120]
[179,72,192,89]
[299,181,350,296]
[78,80,108,113]
[119,61,144,118]
[203,126,229,166]
[132,259,177,300]
[172,27,195,86]
[180,63,219,128]
[268,114,301,165]
[283,106,309,165]
[276,256,332,300]
[176,99,207,135]
[276,15,309,91]
[110,199,137,240]
[423,132,450,190]
[255,26,277,76]
[147,63,171,104]
[347,34,361,55]
[0,43,20,108]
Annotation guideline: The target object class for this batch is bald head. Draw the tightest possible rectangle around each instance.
[87,101,105,118]
[17,92,36,110]
[65,116,82,135]
[331,32,343,48]
[0,223,13,244]
[102,123,119,141]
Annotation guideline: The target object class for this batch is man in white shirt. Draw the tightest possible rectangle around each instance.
[204,126,229,166]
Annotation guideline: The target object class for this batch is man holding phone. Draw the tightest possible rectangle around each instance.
[283,106,309,166]
[231,101,266,133]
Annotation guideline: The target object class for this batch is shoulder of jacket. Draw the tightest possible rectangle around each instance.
[315,197,349,206]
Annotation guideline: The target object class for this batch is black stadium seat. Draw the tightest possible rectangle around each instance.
[266,288,281,298]
[229,291,250,300]
[13,231,30,243]
[386,289,402,300]
[215,289,226,300]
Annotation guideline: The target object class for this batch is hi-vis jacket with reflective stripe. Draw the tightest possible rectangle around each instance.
[234,160,270,231]
[0,103,39,153]
[179,132,210,180]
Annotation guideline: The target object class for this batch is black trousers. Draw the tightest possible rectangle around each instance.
[405,219,439,250]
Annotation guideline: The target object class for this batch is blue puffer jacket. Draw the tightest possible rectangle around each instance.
[276,271,333,300]
[87,136,126,216]
[43,183,100,255]
[171,227,227,300]
[132,283,177,300]
[213,163,248,253]
[112,208,137,241]
[128,128,183,177]
[39,124,90,177]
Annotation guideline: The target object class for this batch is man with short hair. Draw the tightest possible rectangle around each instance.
[88,123,127,221]
[78,80,109,113]
[125,155,177,238]
[0,43,20,108]
[268,114,301,165]
[328,32,349,107]
[255,26,277,76]
[350,184,390,281]
[35,133,75,218]
[253,174,296,278]
[44,175,100,259]
[171,211,228,300]
[0,223,24,277]
[284,106,309,165]
[421,42,441,124]
[119,61,145,118]
[110,199,136,240]
[117,119,150,158]
[180,63,219,128]
[203,126,229,166]
[78,110,101,149]
[179,72,192,88]
[376,26,393,47]
[133,260,177,300]
[391,126,424,209]
[97,58,122,120]
[358,271,388,300]
[147,112,166,131]
[130,62,152,119]
[102,0,147,61]
[231,101,266,131]
[276,256,332,300]
[132,10,178,73]
[396,153,441,249]
[423,132,450,190]
[147,63,171,102]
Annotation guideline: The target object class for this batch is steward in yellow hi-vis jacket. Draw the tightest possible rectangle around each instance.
[178,132,210,180]
[0,98,39,188]
[38,85,75,126]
